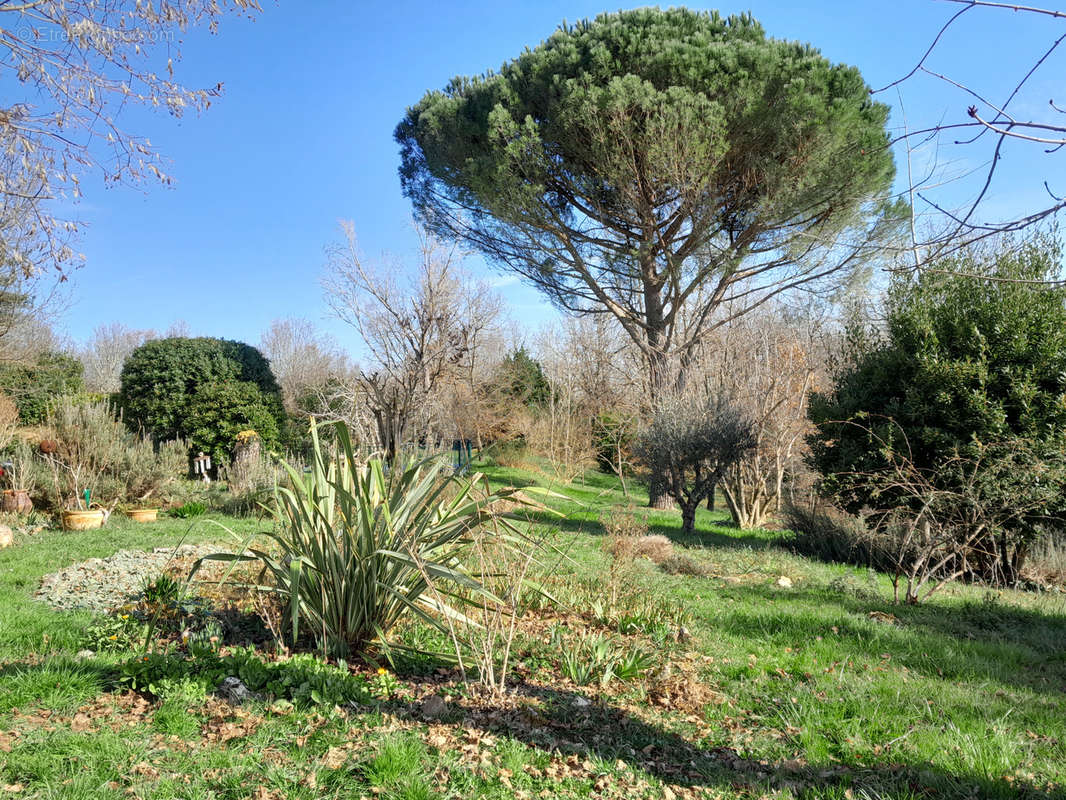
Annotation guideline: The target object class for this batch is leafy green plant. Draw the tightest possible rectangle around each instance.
[194,420,541,659]
[558,644,599,687]
[84,612,148,652]
[120,645,377,707]
[169,501,207,519]
[556,631,659,687]
[119,336,285,462]
[558,634,616,687]
[612,646,657,682]
[140,573,182,606]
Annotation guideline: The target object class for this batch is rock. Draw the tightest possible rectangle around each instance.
[421,694,448,719]
[0,524,12,548]
[776,576,793,588]
[572,695,591,708]
[74,649,95,661]
[217,676,258,705]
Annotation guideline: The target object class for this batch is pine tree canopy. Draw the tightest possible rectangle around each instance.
[396,8,897,376]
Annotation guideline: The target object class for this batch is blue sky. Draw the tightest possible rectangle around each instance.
[55,0,1065,355]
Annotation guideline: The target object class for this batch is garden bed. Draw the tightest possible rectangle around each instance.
[35,544,224,613]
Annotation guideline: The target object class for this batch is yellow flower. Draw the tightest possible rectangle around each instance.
[120,614,129,620]
[377,667,388,675]
[108,635,117,640]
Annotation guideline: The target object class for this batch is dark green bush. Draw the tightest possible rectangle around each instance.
[119,337,284,462]
[808,234,1066,584]
[182,381,281,464]
[496,347,551,407]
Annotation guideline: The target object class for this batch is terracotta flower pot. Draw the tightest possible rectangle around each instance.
[1,489,32,515]
[126,508,158,523]
[61,509,106,531]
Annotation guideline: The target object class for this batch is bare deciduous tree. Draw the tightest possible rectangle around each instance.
[80,322,156,393]
[0,148,69,360]
[695,307,824,529]
[323,221,502,461]
[878,1,1066,262]
[260,318,350,415]
[0,0,260,277]
[163,320,192,338]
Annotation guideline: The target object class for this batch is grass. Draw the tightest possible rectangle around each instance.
[0,471,1064,799]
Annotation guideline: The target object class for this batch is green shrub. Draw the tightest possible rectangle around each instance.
[496,347,551,407]
[169,501,207,519]
[808,234,1066,585]
[182,381,281,464]
[120,645,378,707]
[0,352,83,425]
[118,337,284,461]
[195,420,538,659]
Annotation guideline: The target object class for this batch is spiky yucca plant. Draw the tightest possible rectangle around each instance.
[196,421,538,659]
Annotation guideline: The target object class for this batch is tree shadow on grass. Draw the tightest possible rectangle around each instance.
[647,520,779,552]
[512,508,779,554]
[714,581,1066,698]
[444,682,1066,800]
[3,655,1061,799]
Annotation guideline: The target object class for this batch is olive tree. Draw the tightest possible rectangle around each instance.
[635,395,755,534]
[396,8,898,403]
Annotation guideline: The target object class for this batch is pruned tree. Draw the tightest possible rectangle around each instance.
[634,394,756,534]
[695,306,824,529]
[80,323,156,394]
[323,221,502,462]
[0,0,260,278]
[396,8,899,407]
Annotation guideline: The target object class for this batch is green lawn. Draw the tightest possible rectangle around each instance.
[1,467,1064,799]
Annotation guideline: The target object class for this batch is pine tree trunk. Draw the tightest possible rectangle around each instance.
[643,322,673,509]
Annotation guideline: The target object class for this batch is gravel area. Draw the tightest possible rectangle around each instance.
[35,544,226,613]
